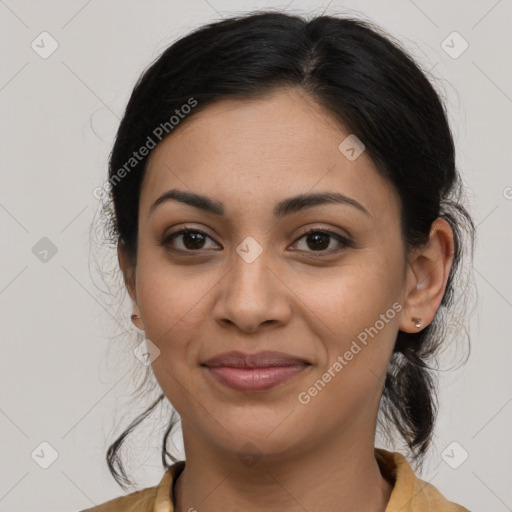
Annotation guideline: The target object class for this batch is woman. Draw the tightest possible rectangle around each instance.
[84,10,474,512]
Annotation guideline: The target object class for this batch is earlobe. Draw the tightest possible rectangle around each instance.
[131,311,144,330]
[399,218,455,333]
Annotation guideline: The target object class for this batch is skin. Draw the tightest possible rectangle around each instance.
[118,87,455,512]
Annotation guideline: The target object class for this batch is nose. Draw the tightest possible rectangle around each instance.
[212,246,292,334]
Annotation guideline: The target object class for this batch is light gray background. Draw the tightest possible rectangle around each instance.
[1,1,511,511]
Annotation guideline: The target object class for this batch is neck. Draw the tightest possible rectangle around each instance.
[173,427,393,512]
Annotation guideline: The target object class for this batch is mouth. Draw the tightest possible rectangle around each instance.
[201,350,312,392]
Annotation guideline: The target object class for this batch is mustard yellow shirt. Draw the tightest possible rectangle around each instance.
[79,448,470,511]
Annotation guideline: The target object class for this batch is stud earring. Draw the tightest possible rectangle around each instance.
[131,314,140,321]
[412,317,423,329]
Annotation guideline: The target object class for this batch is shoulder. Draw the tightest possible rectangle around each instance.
[375,448,471,512]
[77,484,158,512]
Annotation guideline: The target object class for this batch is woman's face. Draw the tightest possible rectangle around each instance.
[128,87,411,460]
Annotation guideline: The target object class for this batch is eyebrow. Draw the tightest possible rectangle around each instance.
[149,188,370,218]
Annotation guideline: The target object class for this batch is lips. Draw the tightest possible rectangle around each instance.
[202,350,310,368]
[202,350,311,392]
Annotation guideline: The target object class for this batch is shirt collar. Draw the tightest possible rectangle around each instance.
[152,460,184,512]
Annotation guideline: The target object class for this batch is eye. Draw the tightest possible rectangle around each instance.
[162,228,220,253]
[292,228,352,255]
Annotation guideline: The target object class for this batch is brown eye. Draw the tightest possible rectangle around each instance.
[162,229,220,252]
[293,229,352,254]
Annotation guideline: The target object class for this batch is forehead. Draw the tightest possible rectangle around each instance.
[140,88,400,222]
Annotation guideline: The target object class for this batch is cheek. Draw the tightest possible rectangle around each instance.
[135,260,214,412]
[134,244,203,347]
[136,263,214,349]
[294,254,403,339]
[292,271,401,434]
[292,252,403,395]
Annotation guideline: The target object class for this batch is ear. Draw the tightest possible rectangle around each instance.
[117,241,144,330]
[399,218,455,333]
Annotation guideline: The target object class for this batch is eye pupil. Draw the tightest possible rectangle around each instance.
[307,232,330,250]
[183,232,206,250]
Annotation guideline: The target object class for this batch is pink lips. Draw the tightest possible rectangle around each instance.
[202,350,311,392]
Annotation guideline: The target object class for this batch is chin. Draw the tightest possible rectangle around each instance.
[209,410,306,459]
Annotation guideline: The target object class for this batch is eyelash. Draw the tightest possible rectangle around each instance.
[161,227,353,256]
